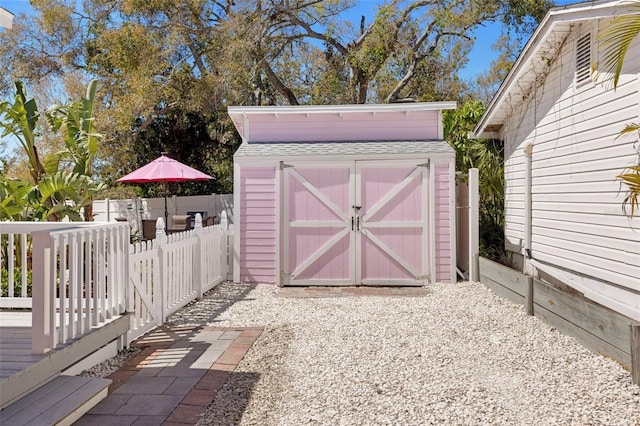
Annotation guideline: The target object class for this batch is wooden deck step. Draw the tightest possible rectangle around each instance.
[0,313,132,409]
[0,375,111,426]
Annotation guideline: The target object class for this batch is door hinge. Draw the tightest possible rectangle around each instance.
[417,274,430,281]
[417,160,430,168]
[280,161,294,169]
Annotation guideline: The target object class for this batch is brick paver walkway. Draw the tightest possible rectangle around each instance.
[76,325,263,426]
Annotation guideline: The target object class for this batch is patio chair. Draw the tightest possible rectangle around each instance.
[171,215,192,232]
[141,219,157,240]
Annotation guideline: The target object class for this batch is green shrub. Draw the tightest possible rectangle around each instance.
[1,266,32,297]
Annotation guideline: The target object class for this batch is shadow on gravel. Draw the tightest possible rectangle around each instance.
[165,282,257,327]
[198,371,261,426]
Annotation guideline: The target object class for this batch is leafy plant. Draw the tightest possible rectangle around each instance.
[0,80,105,221]
[595,0,640,217]
[444,101,505,261]
[1,266,32,297]
[616,165,640,217]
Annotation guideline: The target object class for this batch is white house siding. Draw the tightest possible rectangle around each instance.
[501,20,640,307]
[239,166,277,283]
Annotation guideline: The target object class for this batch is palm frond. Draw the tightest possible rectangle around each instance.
[595,1,640,89]
[617,122,640,137]
[616,165,640,217]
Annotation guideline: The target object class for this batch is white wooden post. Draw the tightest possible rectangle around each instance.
[118,224,129,315]
[172,194,178,217]
[468,168,480,282]
[31,232,55,354]
[135,196,143,236]
[155,217,167,324]
[220,210,228,230]
[523,142,534,276]
[220,211,229,279]
[194,213,203,299]
[210,193,216,222]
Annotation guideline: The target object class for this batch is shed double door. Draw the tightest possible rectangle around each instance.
[282,160,431,286]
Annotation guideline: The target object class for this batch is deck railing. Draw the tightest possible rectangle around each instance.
[1,222,129,353]
[0,213,233,354]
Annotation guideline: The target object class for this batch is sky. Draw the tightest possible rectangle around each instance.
[0,0,575,82]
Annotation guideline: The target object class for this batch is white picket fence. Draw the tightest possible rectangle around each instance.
[0,214,233,353]
[127,215,233,341]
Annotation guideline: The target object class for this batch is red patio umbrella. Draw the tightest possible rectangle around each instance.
[117,153,214,228]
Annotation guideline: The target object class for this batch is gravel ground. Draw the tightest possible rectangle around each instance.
[82,281,639,425]
[159,281,640,426]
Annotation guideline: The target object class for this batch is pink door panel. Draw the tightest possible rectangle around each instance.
[283,161,429,286]
[284,165,352,285]
[357,163,428,286]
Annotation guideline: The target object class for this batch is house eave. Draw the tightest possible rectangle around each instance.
[473,0,640,139]
[0,7,14,29]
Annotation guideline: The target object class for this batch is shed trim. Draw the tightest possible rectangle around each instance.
[234,140,454,159]
[228,102,457,117]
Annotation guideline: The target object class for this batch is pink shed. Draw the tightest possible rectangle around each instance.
[229,103,457,286]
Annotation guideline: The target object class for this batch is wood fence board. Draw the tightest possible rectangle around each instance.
[478,257,634,373]
[479,275,525,306]
[479,257,528,296]
[533,279,630,355]
[534,304,631,370]
[632,324,640,386]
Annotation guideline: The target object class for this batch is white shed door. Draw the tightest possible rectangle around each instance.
[282,161,430,286]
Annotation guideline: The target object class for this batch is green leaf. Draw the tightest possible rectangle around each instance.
[616,166,640,217]
[595,1,640,89]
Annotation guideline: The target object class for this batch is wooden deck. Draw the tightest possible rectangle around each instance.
[0,310,132,411]
[0,312,46,382]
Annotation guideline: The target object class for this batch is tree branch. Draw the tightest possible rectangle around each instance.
[255,52,299,105]
[385,28,468,103]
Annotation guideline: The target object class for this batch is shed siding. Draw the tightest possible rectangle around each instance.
[435,162,452,282]
[502,21,640,294]
[247,111,440,143]
[240,166,277,283]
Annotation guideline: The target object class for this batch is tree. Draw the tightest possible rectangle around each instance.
[121,107,240,196]
[444,100,504,260]
[0,0,551,193]
[238,0,551,105]
[0,80,105,221]
[45,80,103,220]
[0,81,46,185]
[595,0,640,216]
[473,34,522,105]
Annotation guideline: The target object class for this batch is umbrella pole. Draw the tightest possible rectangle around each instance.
[164,181,168,233]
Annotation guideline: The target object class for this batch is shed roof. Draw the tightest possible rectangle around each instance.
[234,140,454,158]
[227,102,456,143]
[473,0,638,139]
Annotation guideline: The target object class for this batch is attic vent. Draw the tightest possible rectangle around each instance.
[575,33,591,85]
